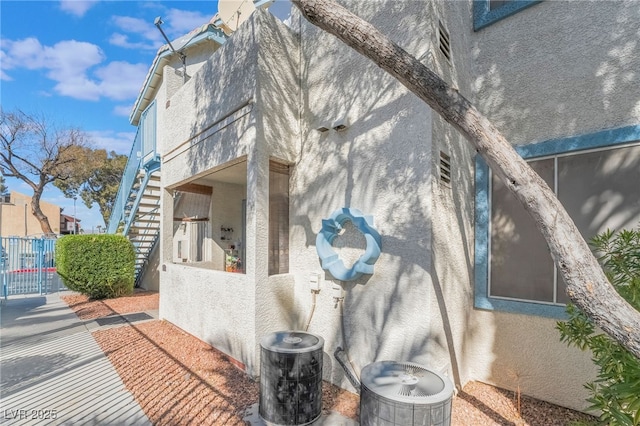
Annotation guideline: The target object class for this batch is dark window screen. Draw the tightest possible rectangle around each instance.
[490,159,555,301]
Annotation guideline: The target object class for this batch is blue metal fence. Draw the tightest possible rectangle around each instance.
[1,236,64,299]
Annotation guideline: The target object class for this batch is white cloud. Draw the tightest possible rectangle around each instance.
[113,104,133,117]
[94,61,149,101]
[0,50,12,80]
[108,33,156,50]
[164,9,212,34]
[110,15,163,50]
[1,37,147,102]
[108,8,212,51]
[59,0,97,18]
[87,130,136,155]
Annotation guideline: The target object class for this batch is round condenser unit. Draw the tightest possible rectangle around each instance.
[259,331,324,426]
[360,361,454,426]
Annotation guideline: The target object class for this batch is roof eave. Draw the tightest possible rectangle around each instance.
[129,26,227,126]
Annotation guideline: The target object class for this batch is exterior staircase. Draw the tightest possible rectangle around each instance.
[125,170,161,286]
[107,102,160,287]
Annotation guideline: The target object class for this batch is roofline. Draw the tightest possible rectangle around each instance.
[128,0,275,126]
[129,25,228,126]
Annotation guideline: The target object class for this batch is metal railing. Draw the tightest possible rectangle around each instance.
[107,101,158,234]
[1,236,64,299]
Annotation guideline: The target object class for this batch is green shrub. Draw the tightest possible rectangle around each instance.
[56,234,135,299]
[557,227,640,425]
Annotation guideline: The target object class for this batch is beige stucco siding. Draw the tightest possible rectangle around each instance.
[463,0,637,410]
[159,11,301,376]
[1,191,61,237]
[471,0,640,145]
[150,0,636,412]
[289,1,437,391]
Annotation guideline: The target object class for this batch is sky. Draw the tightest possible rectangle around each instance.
[1,0,288,233]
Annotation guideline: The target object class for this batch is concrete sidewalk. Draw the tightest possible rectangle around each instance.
[0,293,151,425]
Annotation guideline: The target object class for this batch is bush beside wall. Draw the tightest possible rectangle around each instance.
[56,234,135,299]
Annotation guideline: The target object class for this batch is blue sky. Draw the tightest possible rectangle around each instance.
[1,0,239,232]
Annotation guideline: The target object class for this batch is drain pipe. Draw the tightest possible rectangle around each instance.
[304,289,320,331]
[335,347,361,392]
[334,289,361,393]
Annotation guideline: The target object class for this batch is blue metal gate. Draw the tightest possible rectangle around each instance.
[1,236,65,299]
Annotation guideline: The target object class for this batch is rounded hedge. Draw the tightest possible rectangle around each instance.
[56,234,135,299]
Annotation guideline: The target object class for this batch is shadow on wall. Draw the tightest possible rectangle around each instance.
[472,1,640,145]
[471,0,640,408]
[287,1,476,390]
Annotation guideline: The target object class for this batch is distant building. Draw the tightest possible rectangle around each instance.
[0,191,62,237]
[60,214,81,235]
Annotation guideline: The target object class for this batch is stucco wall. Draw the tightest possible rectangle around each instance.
[159,10,301,376]
[152,0,628,412]
[471,0,640,145]
[289,0,436,391]
[462,0,639,410]
[159,264,257,371]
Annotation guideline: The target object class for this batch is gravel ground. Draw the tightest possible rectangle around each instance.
[62,292,597,425]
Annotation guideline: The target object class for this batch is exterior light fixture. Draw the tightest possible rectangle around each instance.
[332,117,349,131]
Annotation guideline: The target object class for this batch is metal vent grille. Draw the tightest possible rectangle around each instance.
[360,361,454,425]
[439,151,451,185]
[259,331,324,425]
[438,20,451,62]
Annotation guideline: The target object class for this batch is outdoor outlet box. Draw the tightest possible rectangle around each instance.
[331,282,344,299]
[309,272,322,291]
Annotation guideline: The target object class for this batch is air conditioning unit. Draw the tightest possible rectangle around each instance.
[259,331,324,425]
[360,361,454,426]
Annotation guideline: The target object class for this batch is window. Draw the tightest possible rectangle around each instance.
[172,190,212,264]
[475,125,640,317]
[473,0,541,31]
[269,161,290,275]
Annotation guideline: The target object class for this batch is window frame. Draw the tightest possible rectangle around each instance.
[474,124,640,318]
[473,0,542,31]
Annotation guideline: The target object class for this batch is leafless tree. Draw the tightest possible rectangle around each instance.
[0,109,90,235]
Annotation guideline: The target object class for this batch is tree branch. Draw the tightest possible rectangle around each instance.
[292,0,640,359]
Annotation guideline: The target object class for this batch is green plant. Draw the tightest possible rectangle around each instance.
[56,234,135,299]
[557,227,640,425]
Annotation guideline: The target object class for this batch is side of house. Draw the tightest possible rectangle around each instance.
[122,0,640,412]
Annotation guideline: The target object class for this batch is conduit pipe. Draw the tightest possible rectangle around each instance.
[335,295,361,393]
[304,289,320,331]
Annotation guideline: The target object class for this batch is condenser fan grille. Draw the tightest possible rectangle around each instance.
[259,331,324,426]
[360,361,454,426]
[361,361,448,403]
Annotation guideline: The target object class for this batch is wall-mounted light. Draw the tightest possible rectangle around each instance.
[332,117,349,131]
[315,116,350,133]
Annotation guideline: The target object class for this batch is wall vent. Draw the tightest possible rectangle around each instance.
[439,151,452,186]
[438,20,451,62]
